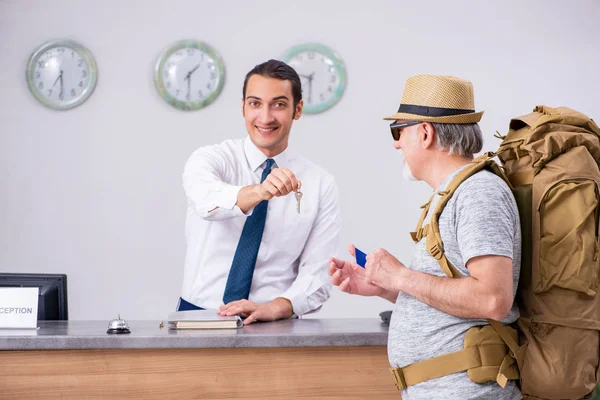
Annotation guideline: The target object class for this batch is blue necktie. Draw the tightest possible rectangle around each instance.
[223,159,274,303]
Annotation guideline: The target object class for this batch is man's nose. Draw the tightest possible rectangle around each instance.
[259,107,274,123]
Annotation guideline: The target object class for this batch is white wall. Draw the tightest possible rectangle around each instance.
[1,0,599,321]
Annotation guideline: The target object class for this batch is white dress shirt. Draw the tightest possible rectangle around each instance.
[180,137,341,316]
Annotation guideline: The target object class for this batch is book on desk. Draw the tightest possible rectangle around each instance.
[167,310,242,329]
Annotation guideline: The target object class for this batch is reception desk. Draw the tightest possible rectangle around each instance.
[0,318,398,399]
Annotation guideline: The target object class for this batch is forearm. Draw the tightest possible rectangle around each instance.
[396,268,499,319]
[379,289,399,303]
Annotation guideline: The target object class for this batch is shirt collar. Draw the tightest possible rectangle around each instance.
[243,136,293,172]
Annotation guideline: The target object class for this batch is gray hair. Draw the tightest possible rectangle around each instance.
[430,122,483,158]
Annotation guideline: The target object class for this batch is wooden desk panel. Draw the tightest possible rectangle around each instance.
[0,346,399,399]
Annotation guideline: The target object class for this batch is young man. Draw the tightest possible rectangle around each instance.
[330,75,522,399]
[180,59,341,325]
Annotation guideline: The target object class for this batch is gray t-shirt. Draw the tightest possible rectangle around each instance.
[388,167,522,400]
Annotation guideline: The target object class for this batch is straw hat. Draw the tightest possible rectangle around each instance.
[383,75,484,124]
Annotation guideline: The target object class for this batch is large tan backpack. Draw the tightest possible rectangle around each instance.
[389,106,600,399]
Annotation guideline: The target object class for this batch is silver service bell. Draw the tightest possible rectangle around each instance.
[107,314,131,334]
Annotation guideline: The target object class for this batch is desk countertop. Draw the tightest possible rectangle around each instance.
[0,318,389,350]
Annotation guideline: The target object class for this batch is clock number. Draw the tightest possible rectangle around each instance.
[307,52,315,60]
[71,51,75,58]
[176,89,180,97]
[206,82,213,90]
[59,93,64,100]
[328,86,333,92]
[186,93,191,101]
[176,51,183,57]
[166,81,171,88]
[330,75,337,83]
[48,89,52,97]
[78,59,84,67]
[82,70,87,78]
[38,82,44,89]
[79,81,84,88]
[35,71,40,79]
[71,89,76,97]
[58,48,65,55]
[187,49,194,55]
[38,61,45,68]
[210,71,216,79]
[198,90,204,98]
[320,93,325,101]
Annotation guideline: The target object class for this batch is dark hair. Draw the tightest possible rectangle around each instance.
[242,59,302,109]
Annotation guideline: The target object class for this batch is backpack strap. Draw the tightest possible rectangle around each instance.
[410,195,435,243]
[389,340,520,391]
[392,154,523,392]
[422,153,511,278]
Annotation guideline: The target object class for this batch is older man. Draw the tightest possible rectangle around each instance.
[330,75,521,399]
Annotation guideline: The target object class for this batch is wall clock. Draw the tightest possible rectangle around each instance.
[26,39,98,110]
[154,40,225,111]
[281,43,347,114]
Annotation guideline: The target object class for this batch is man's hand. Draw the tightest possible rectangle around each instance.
[329,244,388,297]
[255,167,300,201]
[236,168,300,213]
[364,248,406,293]
[218,297,293,325]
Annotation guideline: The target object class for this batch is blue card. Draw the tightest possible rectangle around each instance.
[355,248,367,268]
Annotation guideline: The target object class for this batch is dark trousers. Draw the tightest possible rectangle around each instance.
[177,297,205,311]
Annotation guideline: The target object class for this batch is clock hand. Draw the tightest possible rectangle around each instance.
[184,74,191,99]
[306,72,314,104]
[52,72,61,88]
[59,70,64,98]
[188,63,201,76]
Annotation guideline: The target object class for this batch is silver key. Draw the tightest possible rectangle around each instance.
[295,190,303,214]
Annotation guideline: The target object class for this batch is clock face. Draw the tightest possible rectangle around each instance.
[154,40,225,111]
[26,40,98,110]
[282,43,347,114]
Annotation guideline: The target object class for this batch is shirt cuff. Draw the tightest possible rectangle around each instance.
[285,293,310,317]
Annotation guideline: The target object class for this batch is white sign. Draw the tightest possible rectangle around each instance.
[0,287,39,329]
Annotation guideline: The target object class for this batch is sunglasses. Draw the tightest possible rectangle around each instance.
[390,121,421,141]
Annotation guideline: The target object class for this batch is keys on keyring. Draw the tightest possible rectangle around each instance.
[295,182,303,214]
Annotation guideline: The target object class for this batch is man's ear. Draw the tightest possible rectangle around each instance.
[241,99,245,117]
[421,122,436,149]
[293,99,304,120]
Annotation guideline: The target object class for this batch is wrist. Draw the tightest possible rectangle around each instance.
[273,297,294,319]
[393,266,408,293]
[252,184,270,201]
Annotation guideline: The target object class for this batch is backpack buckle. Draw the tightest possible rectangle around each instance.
[389,367,407,391]
[429,243,444,259]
